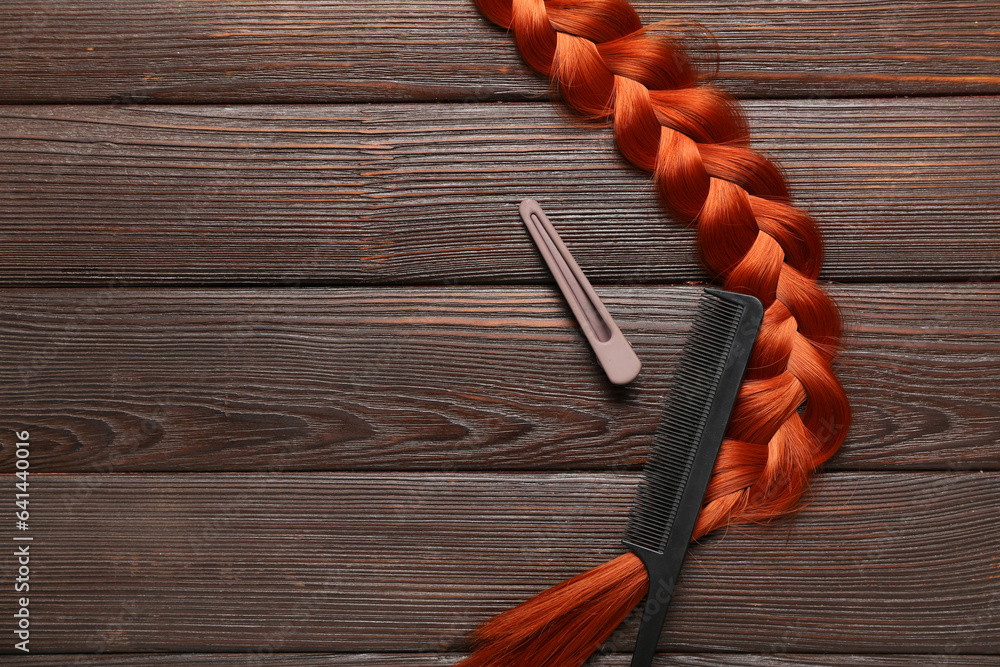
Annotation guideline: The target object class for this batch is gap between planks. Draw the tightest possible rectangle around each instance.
[3,653,1000,665]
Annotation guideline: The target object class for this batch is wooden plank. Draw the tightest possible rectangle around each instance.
[4,653,998,665]
[0,1,997,103]
[1,284,996,473]
[0,471,996,654]
[0,99,997,286]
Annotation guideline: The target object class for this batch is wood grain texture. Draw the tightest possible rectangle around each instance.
[4,654,999,666]
[3,0,997,663]
[1,284,996,473]
[1,99,998,286]
[0,471,996,654]
[1,1,998,103]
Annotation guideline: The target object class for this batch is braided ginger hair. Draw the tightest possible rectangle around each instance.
[460,0,852,664]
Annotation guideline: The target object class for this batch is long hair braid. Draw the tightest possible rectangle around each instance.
[460,0,852,664]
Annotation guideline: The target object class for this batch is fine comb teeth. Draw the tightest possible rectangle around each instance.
[623,288,763,667]
[624,290,748,551]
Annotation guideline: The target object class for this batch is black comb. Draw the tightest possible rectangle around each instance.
[623,288,763,667]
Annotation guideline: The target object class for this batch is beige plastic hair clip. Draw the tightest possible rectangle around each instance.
[519,199,642,385]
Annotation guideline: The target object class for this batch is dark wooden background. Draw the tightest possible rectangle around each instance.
[1,1,998,665]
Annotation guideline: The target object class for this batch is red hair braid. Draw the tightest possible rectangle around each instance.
[460,0,852,664]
